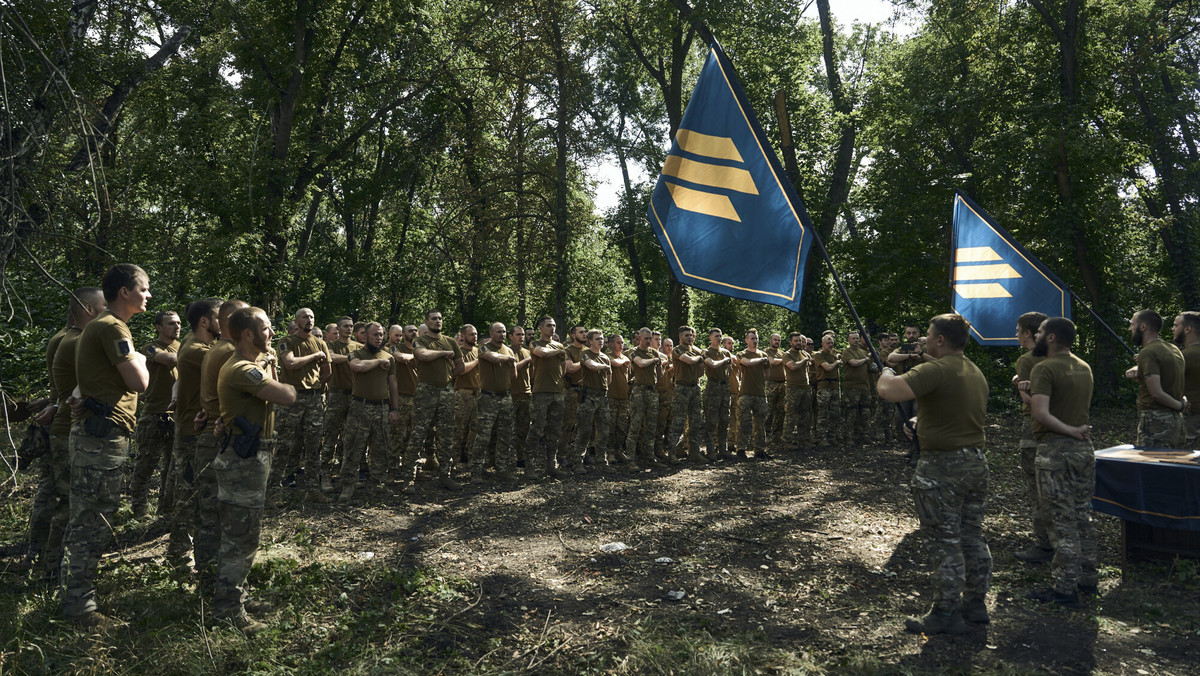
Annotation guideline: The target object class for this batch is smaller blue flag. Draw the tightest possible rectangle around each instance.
[647,46,815,312]
[951,192,1071,346]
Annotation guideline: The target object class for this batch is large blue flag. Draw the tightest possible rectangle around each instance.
[647,46,815,312]
[951,191,1071,346]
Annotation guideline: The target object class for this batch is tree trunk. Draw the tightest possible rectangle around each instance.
[550,7,572,331]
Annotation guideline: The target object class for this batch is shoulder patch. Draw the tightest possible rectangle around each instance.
[248,367,265,382]
[146,345,158,355]
[116,338,134,356]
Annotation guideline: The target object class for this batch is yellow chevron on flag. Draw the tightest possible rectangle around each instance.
[666,182,741,222]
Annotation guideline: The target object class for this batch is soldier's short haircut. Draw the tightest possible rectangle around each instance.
[1018,311,1049,337]
[353,321,366,332]
[461,324,476,334]
[788,331,802,341]
[678,325,696,336]
[709,328,722,336]
[68,287,103,324]
[876,333,889,342]
[569,324,585,335]
[511,325,525,333]
[637,327,653,337]
[848,330,859,337]
[154,310,178,326]
[652,330,662,338]
[228,307,267,339]
[929,313,971,349]
[745,328,758,338]
[338,316,353,325]
[904,323,920,331]
[1180,311,1200,333]
[1041,317,1076,347]
[365,321,383,333]
[821,329,835,337]
[101,264,147,302]
[186,298,222,328]
[537,315,554,327]
[218,299,248,324]
[426,309,443,320]
[608,333,623,344]
[1133,309,1163,333]
[586,329,603,342]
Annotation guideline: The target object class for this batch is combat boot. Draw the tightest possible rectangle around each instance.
[226,613,267,636]
[439,475,462,491]
[1026,587,1083,610]
[305,489,333,504]
[903,608,967,635]
[338,484,355,503]
[688,451,709,465]
[1014,545,1054,564]
[961,598,989,624]
[320,474,335,493]
[469,469,484,485]
[494,470,518,483]
[665,449,681,465]
[69,611,126,633]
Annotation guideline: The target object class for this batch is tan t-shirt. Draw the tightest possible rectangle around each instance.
[391,343,418,396]
[1030,352,1093,440]
[415,334,463,387]
[75,311,140,434]
[350,347,396,400]
[1137,340,1185,410]
[841,346,869,390]
[531,340,567,393]
[51,328,82,437]
[672,344,705,385]
[1183,343,1200,408]
[455,345,482,391]
[609,355,631,400]
[565,343,585,387]
[201,340,237,420]
[280,334,331,391]
[139,338,180,415]
[765,346,786,382]
[510,345,532,399]
[737,350,768,397]
[784,348,809,388]
[704,346,732,382]
[630,348,660,387]
[328,339,357,391]
[900,353,988,451]
[218,353,276,438]
[813,351,840,390]
[46,328,68,402]
[478,342,515,393]
[175,334,212,436]
[580,351,611,393]
[1015,351,1046,417]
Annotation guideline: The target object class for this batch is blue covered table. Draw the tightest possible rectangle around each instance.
[1093,445,1200,561]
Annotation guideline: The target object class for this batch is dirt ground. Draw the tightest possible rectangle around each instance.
[3,408,1199,674]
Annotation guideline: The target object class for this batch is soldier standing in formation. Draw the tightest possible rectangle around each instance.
[1126,310,1187,447]
[472,322,518,483]
[129,310,180,519]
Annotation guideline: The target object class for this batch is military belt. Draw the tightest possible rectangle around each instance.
[481,390,508,397]
[352,396,387,405]
[676,381,698,387]
[296,388,323,397]
[632,383,655,390]
[332,388,352,395]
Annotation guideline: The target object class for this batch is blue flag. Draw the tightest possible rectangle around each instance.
[647,46,815,312]
[951,191,1072,346]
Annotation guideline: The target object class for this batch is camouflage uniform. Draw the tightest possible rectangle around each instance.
[28,436,70,577]
[474,391,514,473]
[1035,437,1099,594]
[453,389,479,463]
[406,383,456,478]
[61,425,129,617]
[764,376,787,452]
[343,399,391,481]
[1019,418,1052,551]
[841,388,870,445]
[321,390,352,470]
[910,448,992,613]
[702,381,731,457]
[213,443,273,621]
[626,385,659,463]
[165,433,199,570]
[389,393,415,478]
[738,395,768,455]
[191,431,223,587]
[130,412,174,516]
[525,392,564,474]
[815,389,840,446]
[275,390,325,485]
[784,386,813,449]
[574,389,611,465]
[1137,409,1185,448]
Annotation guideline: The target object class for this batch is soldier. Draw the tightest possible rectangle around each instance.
[165,298,222,577]
[813,334,843,448]
[26,288,104,581]
[724,335,741,455]
[1022,317,1097,609]
[764,333,788,453]
[386,324,403,351]
[627,328,663,469]
[60,264,151,629]
[508,326,533,469]
[188,298,249,592]
[389,324,419,485]
[340,322,398,501]
[276,308,332,500]
[873,334,898,443]
[1175,312,1200,446]
[525,316,568,479]
[129,311,181,519]
[472,322,518,483]
[702,329,733,462]
[878,314,991,635]
[324,323,338,343]
[1012,312,1053,564]
[212,306,296,634]
[452,324,481,468]
[562,324,587,464]
[320,317,358,492]
[783,332,812,451]
[736,330,771,459]
[840,331,872,447]
[1125,310,1187,447]
[668,326,705,465]
[404,310,465,490]
[572,330,613,473]
[607,334,632,464]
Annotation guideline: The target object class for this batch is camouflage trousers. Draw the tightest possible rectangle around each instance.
[1137,408,1185,448]
[563,387,581,457]
[511,397,531,463]
[702,381,730,456]
[815,388,841,446]
[28,435,70,576]
[389,394,415,478]
[784,386,813,449]
[738,394,768,454]
[573,390,611,464]
[1187,413,1200,448]
[406,383,455,479]
[525,392,564,474]
[61,423,129,617]
[473,392,514,472]
[343,400,391,482]
[166,434,198,568]
[910,447,992,613]
[626,386,659,461]
[1035,436,1099,594]
[841,388,870,445]
[608,397,630,460]
[765,381,787,451]
[729,393,740,449]
[168,431,221,585]
[275,390,325,486]
[668,384,703,458]
[655,390,672,455]
[453,389,479,463]
[321,390,352,471]
[212,441,273,620]
[131,412,175,516]
[1019,418,1052,550]
[874,395,897,442]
